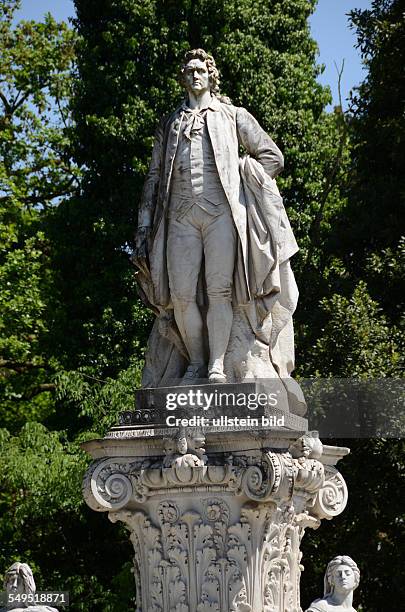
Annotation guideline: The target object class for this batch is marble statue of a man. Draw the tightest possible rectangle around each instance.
[134,48,299,387]
[0,562,58,612]
[306,555,360,612]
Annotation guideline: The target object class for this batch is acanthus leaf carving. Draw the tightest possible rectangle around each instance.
[82,446,349,611]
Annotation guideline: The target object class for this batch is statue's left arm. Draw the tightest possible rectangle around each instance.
[236,107,284,178]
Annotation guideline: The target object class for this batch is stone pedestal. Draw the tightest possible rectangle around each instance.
[82,388,349,612]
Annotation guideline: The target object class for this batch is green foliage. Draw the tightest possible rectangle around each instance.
[309,281,402,377]
[297,0,404,377]
[0,1,79,210]
[0,421,135,610]
[0,0,78,421]
[55,358,144,433]
[0,230,55,430]
[0,422,85,519]
[0,235,48,361]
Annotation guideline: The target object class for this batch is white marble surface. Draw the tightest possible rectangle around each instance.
[83,429,349,611]
[134,49,299,390]
[306,555,360,612]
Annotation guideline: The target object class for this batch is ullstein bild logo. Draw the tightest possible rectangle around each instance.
[165,389,280,411]
[165,414,286,428]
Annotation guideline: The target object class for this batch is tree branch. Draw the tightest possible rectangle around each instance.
[305,60,349,266]
[335,59,346,116]
[0,180,77,207]
[10,91,30,114]
[0,89,12,115]
[22,383,56,400]
[0,359,49,373]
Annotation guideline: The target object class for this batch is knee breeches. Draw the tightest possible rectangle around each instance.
[167,203,237,305]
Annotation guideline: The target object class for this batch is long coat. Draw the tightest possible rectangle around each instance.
[137,95,296,310]
[135,96,299,385]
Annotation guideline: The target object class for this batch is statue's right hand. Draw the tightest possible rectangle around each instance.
[132,226,151,273]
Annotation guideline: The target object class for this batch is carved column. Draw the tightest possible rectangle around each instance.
[82,426,348,612]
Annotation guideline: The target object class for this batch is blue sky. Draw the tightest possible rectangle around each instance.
[309,0,372,109]
[16,0,372,110]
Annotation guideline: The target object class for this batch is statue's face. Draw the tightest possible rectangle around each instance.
[183,59,210,95]
[331,564,356,592]
[5,571,25,596]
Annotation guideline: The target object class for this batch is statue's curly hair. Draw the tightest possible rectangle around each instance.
[324,555,360,596]
[178,48,231,103]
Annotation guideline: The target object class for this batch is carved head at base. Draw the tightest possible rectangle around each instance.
[324,555,360,597]
[306,555,360,612]
[3,562,36,602]
[1,562,59,611]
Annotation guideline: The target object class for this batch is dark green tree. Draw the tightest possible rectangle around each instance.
[344,0,405,274]
[317,0,405,331]
[300,3,404,610]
